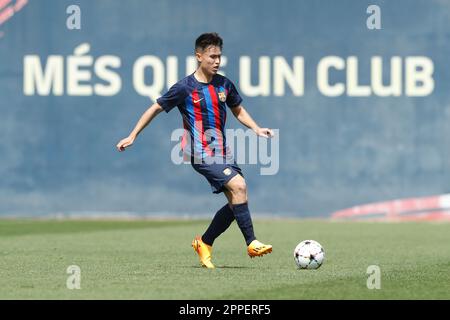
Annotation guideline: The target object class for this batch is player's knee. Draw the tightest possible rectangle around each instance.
[238,180,247,195]
[228,175,247,196]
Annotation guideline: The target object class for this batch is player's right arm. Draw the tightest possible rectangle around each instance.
[116,80,185,152]
[116,103,164,152]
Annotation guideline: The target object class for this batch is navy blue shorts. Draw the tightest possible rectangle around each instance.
[191,160,243,194]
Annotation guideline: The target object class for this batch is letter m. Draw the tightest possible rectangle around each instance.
[24,55,64,95]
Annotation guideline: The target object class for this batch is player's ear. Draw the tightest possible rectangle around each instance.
[195,50,202,63]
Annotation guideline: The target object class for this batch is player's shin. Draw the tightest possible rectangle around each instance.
[202,204,235,245]
[231,202,256,246]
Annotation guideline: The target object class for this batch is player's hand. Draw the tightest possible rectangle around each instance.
[116,136,135,152]
[255,128,274,138]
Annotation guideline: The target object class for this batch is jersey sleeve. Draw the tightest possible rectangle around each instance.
[226,81,243,108]
[156,82,187,113]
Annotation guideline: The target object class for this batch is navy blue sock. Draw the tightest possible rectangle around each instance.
[202,204,235,246]
[232,202,256,246]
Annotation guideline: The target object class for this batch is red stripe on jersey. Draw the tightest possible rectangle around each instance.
[192,90,214,157]
[181,118,188,155]
[208,85,224,156]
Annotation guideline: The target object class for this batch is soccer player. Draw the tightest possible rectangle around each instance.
[116,33,273,268]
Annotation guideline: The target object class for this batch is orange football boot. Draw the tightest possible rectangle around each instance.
[247,240,273,258]
[191,236,215,269]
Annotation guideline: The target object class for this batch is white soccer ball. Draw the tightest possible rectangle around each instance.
[294,240,325,269]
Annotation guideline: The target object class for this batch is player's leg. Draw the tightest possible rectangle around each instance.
[194,192,234,269]
[224,174,254,243]
[201,195,235,246]
[224,175,272,258]
[191,169,235,269]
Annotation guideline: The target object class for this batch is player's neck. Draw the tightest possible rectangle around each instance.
[194,68,213,84]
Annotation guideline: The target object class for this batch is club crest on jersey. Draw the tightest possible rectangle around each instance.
[218,92,227,102]
[223,168,232,176]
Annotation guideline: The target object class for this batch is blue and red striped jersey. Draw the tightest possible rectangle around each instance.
[157,73,242,161]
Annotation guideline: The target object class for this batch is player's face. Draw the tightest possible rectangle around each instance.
[197,45,221,75]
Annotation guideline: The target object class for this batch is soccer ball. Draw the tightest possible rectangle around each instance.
[294,240,325,269]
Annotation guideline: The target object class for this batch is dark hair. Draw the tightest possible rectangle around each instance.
[195,32,223,52]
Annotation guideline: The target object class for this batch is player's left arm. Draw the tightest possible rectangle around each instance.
[231,105,274,138]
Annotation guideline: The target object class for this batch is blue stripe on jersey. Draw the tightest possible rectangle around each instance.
[184,95,203,158]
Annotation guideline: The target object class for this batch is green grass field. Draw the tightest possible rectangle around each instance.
[0,219,449,299]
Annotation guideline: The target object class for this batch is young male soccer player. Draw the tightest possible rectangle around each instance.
[116,33,273,268]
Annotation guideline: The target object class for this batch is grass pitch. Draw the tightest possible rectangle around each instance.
[0,219,448,299]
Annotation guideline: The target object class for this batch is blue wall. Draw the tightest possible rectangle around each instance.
[1,0,450,217]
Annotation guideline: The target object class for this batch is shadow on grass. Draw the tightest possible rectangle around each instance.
[182,265,253,269]
[216,265,253,269]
